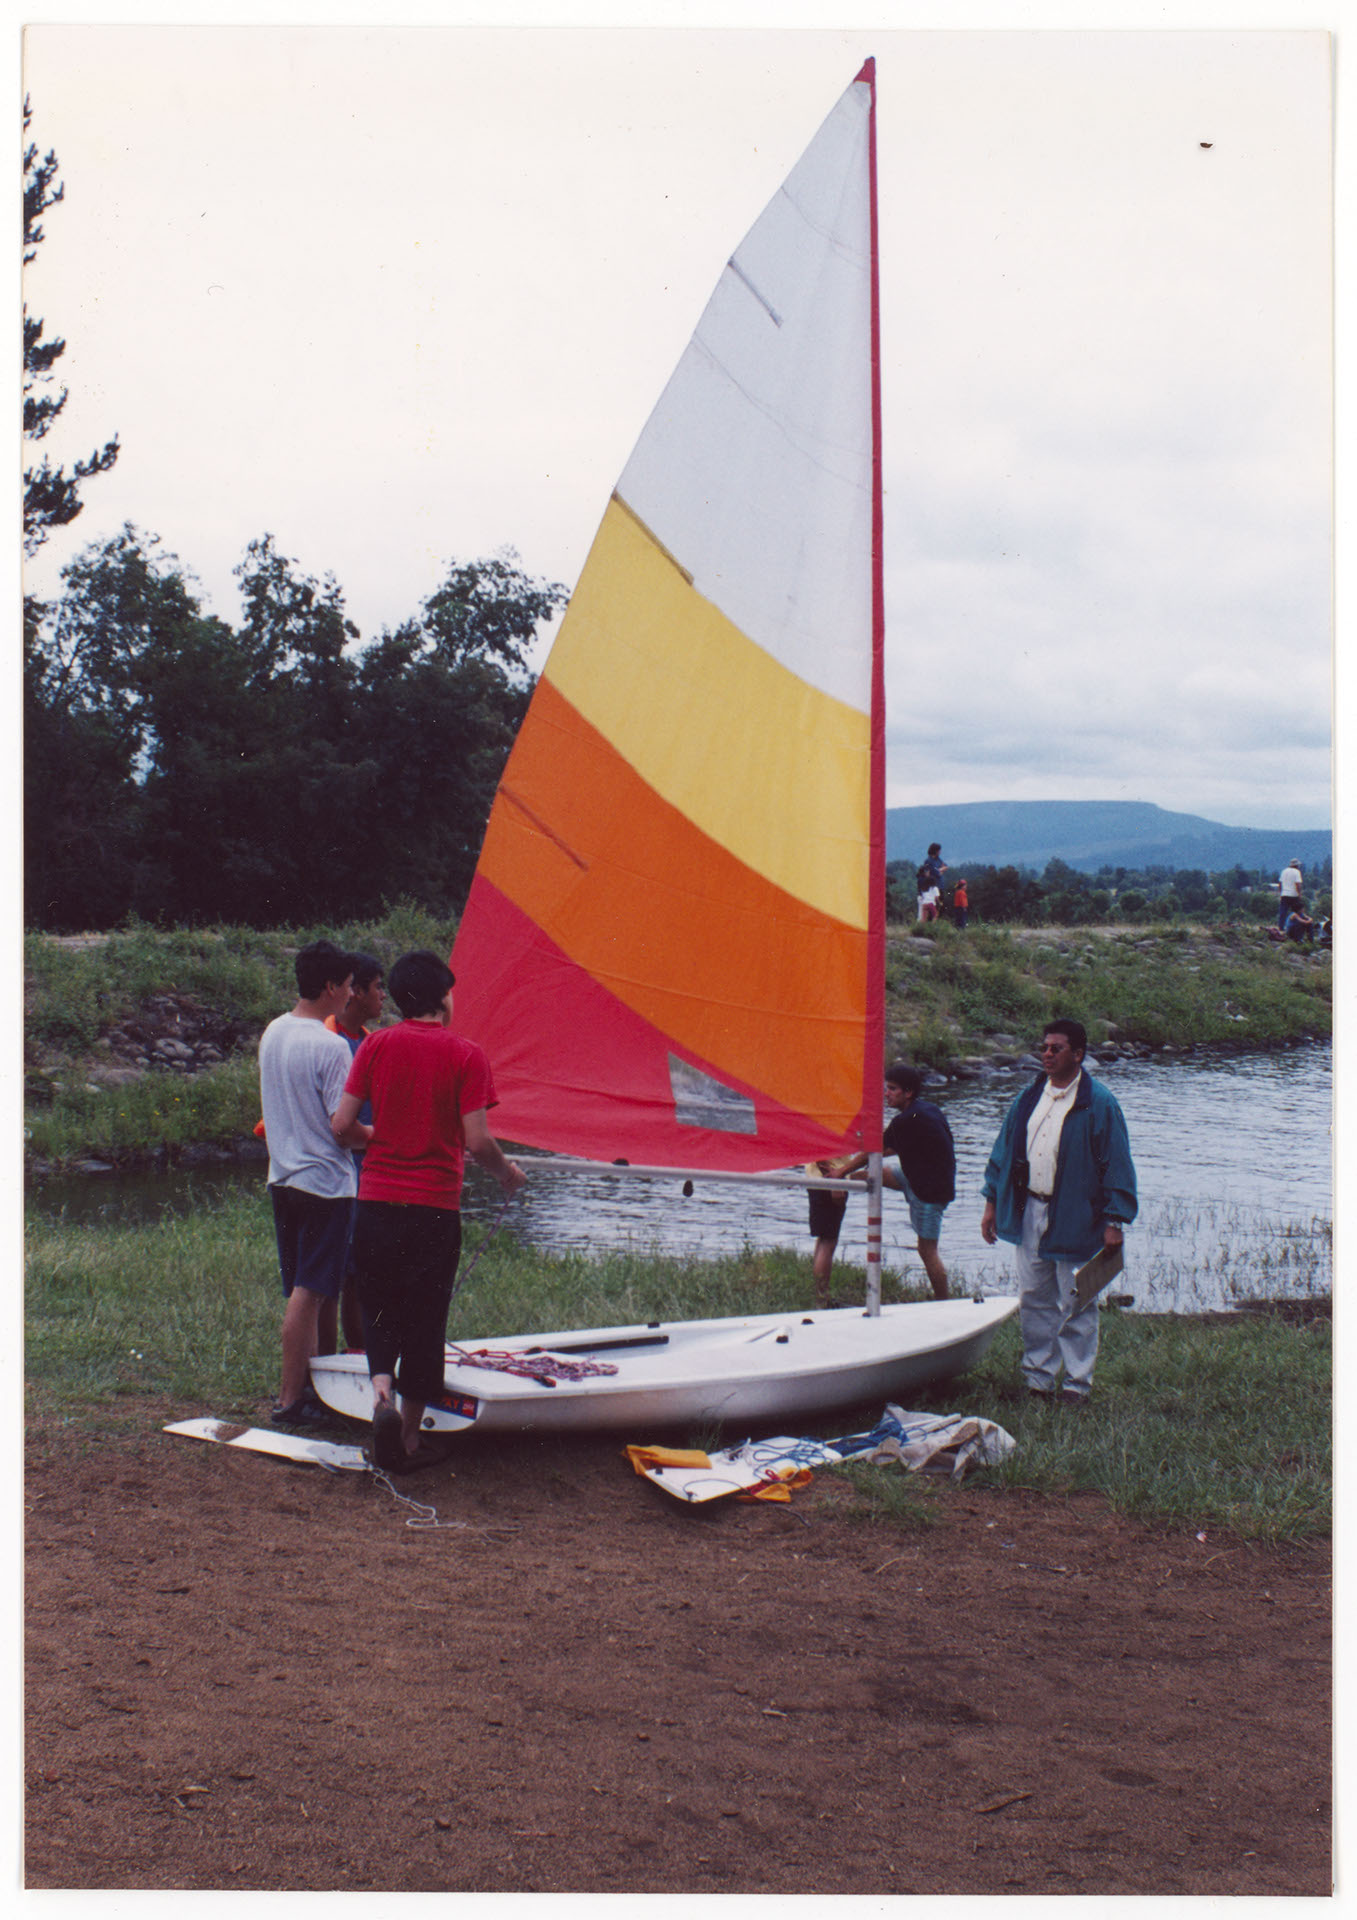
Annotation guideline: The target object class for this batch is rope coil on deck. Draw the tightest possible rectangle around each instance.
[446,1345,620,1388]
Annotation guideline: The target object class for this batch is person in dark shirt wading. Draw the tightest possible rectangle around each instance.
[842,1062,956,1301]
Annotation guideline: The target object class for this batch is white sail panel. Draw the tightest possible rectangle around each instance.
[617,77,874,714]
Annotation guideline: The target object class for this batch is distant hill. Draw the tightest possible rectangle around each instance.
[884,801,1332,877]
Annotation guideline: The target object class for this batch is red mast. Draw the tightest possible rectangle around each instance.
[857,57,888,1312]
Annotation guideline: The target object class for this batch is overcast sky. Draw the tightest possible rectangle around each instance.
[20,14,1334,831]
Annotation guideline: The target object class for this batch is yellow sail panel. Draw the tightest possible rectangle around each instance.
[477,675,868,1130]
[542,494,871,932]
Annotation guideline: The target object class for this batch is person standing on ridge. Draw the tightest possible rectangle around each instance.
[980,1018,1137,1407]
[917,843,947,920]
[1278,857,1304,930]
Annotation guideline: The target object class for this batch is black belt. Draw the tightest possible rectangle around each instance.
[1028,1190,1052,1202]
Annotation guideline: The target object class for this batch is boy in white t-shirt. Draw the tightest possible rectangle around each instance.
[258,939,367,1424]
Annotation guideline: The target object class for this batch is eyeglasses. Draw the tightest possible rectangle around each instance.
[1039,1041,1071,1055]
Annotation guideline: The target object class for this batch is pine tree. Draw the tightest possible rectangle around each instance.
[23,98,119,556]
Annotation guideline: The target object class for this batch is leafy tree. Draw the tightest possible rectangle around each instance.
[23,594,141,929]
[22,99,119,556]
[24,527,567,929]
[1171,868,1211,913]
[885,862,916,922]
[418,549,565,673]
[1041,856,1088,895]
[28,526,208,758]
[345,551,567,913]
[969,865,1044,924]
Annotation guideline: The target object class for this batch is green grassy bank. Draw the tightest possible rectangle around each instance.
[24,911,1331,1171]
[887,919,1331,1067]
[25,1194,1330,1545]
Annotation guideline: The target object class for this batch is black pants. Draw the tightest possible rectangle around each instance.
[352,1201,462,1405]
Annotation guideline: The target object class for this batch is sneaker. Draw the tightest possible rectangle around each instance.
[272,1396,330,1428]
[1060,1389,1090,1410]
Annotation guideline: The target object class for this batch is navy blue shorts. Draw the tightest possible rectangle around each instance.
[352,1201,463,1406]
[808,1186,848,1240]
[270,1185,354,1301]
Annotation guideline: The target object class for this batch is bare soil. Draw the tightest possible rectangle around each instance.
[25,1407,1331,1895]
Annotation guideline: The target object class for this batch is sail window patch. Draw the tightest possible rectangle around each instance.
[669,1055,757,1135]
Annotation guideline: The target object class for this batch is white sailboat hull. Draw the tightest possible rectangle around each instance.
[309,1297,1018,1439]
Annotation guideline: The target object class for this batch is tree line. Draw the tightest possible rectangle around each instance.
[22,101,568,933]
[887,856,1334,929]
[25,530,567,931]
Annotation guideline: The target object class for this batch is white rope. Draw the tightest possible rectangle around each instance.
[366,1462,522,1534]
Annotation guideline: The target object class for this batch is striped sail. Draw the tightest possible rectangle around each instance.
[451,63,885,1172]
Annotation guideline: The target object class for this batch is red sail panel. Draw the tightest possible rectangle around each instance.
[454,873,855,1171]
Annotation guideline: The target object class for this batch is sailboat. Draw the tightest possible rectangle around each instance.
[311,62,1016,1441]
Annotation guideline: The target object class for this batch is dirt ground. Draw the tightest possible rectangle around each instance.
[25,1405,1331,1896]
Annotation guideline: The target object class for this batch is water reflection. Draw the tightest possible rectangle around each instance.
[29,1043,1332,1314]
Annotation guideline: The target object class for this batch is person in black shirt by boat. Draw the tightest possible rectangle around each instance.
[841,1062,956,1301]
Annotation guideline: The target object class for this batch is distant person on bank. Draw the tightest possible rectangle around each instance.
[917,843,947,921]
[952,877,969,930]
[258,940,363,1426]
[980,1019,1137,1407]
[841,1063,956,1301]
[332,950,525,1473]
[1278,858,1304,930]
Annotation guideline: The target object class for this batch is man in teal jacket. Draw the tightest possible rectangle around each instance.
[980,1018,1137,1406]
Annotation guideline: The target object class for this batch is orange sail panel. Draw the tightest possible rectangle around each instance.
[451,66,883,1171]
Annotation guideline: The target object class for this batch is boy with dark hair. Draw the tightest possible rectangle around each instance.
[327,953,385,1047]
[325,952,386,1348]
[332,949,525,1472]
[258,939,361,1424]
[840,1061,956,1300]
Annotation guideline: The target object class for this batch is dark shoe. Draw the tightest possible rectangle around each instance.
[370,1400,404,1472]
[1026,1385,1056,1402]
[272,1396,330,1428]
[1061,1389,1091,1410]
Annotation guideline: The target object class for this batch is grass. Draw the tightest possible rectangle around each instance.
[24,1055,262,1165]
[25,1192,1330,1544]
[24,905,461,1168]
[839,1309,1331,1546]
[25,903,459,1047]
[886,920,1331,1067]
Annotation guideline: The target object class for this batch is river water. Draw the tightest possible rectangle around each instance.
[29,1043,1332,1313]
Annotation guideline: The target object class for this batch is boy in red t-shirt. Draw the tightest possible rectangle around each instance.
[332,949,525,1472]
